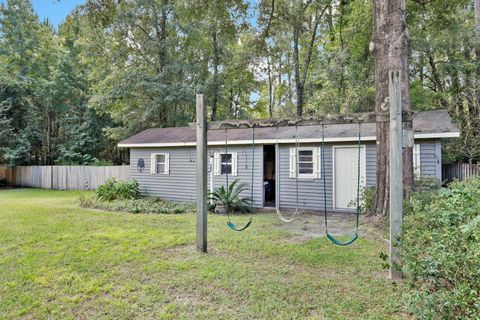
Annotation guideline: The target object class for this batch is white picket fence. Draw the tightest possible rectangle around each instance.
[1,166,130,190]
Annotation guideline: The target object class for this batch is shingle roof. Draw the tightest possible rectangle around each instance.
[118,110,460,147]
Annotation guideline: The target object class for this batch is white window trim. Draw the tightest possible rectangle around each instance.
[413,144,421,178]
[150,153,170,175]
[214,152,237,176]
[290,147,321,179]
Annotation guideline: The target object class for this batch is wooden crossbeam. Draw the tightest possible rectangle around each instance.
[190,111,415,131]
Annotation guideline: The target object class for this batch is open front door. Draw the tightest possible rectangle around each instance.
[263,145,276,207]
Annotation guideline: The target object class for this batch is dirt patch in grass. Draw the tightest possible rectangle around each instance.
[267,210,387,244]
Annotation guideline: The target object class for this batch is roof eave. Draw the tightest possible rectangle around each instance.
[118,131,460,148]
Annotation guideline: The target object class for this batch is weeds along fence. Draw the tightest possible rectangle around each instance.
[442,163,480,182]
[0,166,130,190]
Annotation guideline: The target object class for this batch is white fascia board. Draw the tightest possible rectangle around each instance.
[118,137,376,148]
[118,131,460,148]
[414,132,460,139]
[118,142,196,148]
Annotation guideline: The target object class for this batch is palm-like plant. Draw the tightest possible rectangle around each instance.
[208,179,253,214]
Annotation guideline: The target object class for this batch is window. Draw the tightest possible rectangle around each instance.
[289,147,320,179]
[150,153,169,174]
[220,153,232,175]
[156,154,166,174]
[298,149,314,176]
[214,152,237,176]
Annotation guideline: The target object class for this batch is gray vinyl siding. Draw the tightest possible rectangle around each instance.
[208,146,264,207]
[366,143,376,187]
[277,140,440,211]
[130,145,263,206]
[277,143,376,211]
[277,144,332,211]
[419,140,441,179]
[130,148,197,202]
[359,140,440,183]
[129,139,442,210]
[435,140,442,180]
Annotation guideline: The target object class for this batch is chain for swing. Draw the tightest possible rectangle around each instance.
[322,122,362,246]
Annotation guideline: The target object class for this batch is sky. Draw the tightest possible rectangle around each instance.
[0,1,259,29]
[0,0,86,27]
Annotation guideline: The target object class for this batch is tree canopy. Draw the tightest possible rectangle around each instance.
[0,0,478,166]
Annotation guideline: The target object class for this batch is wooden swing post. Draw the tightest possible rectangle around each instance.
[196,94,208,253]
[389,70,404,280]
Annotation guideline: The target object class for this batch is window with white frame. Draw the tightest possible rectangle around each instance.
[214,152,237,176]
[221,153,232,175]
[150,153,170,174]
[289,147,320,179]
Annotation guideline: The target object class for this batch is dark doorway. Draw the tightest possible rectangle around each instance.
[263,145,276,207]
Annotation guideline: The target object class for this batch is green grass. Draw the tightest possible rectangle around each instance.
[0,189,406,319]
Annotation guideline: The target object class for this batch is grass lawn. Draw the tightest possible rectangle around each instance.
[0,189,406,319]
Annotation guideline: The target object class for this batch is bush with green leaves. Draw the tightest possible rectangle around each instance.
[96,178,140,201]
[352,186,376,214]
[398,177,480,319]
[80,195,193,214]
[0,178,9,188]
[208,179,253,214]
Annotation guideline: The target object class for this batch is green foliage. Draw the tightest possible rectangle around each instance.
[360,186,376,215]
[414,176,442,192]
[0,0,117,166]
[347,186,375,214]
[0,178,8,187]
[208,179,252,213]
[95,178,140,202]
[399,177,480,319]
[80,195,193,214]
[0,0,478,165]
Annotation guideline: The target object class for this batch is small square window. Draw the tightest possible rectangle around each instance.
[221,153,232,175]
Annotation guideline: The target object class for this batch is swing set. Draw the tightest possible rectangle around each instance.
[195,71,408,279]
[220,119,363,246]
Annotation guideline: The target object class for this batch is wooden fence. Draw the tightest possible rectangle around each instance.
[0,166,130,190]
[442,163,480,181]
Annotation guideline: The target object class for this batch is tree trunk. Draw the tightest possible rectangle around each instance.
[293,27,303,116]
[371,0,413,216]
[154,0,168,73]
[267,55,273,118]
[428,54,445,93]
[278,53,282,85]
[463,47,476,133]
[287,51,292,105]
[475,0,480,115]
[211,30,219,121]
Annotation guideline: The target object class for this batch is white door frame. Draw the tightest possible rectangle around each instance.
[332,145,367,210]
[275,144,280,209]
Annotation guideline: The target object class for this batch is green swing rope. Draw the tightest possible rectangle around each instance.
[275,125,300,223]
[225,127,254,232]
[322,123,362,246]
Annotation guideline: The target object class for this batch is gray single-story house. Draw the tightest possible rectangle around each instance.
[118,110,460,212]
